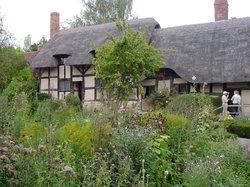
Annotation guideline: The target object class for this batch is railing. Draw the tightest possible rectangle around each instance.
[213,104,250,116]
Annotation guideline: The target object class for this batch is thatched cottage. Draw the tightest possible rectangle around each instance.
[31,0,250,113]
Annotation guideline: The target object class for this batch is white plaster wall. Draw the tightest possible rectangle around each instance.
[73,77,83,82]
[65,66,71,79]
[41,69,48,77]
[142,79,155,86]
[85,66,95,74]
[241,90,250,115]
[51,91,58,99]
[173,78,187,84]
[40,79,48,90]
[73,66,82,76]
[59,92,65,99]
[85,89,95,100]
[50,78,58,89]
[59,66,65,79]
[158,80,171,90]
[50,68,57,77]
[213,84,223,93]
[85,76,95,88]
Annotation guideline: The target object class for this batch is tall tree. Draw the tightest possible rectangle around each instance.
[23,35,47,52]
[94,20,164,107]
[0,13,14,48]
[0,12,27,92]
[68,0,134,28]
[0,47,27,92]
[23,34,31,52]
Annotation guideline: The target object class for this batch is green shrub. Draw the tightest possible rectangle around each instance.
[230,122,250,138]
[225,116,250,138]
[60,122,92,156]
[149,87,171,109]
[34,100,64,122]
[166,93,213,121]
[210,95,222,114]
[65,93,81,108]
[3,67,38,102]
[19,122,47,147]
[37,92,50,101]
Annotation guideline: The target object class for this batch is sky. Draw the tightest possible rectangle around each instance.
[0,0,250,47]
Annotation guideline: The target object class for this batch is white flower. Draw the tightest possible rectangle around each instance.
[164,170,169,176]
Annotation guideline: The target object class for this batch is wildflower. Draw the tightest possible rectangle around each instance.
[20,148,33,155]
[137,132,142,137]
[0,147,9,153]
[38,145,47,153]
[61,165,75,177]
[164,170,169,176]
[0,155,10,163]
[53,157,61,163]
[10,156,17,162]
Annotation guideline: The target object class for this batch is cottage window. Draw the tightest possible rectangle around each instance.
[174,84,188,94]
[59,79,71,91]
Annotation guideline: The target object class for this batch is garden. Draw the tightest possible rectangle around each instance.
[0,69,249,186]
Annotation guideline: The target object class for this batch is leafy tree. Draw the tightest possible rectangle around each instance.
[0,47,27,92]
[68,0,134,27]
[0,13,14,48]
[3,67,38,102]
[94,20,165,107]
[23,34,31,52]
[23,35,47,52]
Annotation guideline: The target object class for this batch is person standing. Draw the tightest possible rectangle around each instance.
[222,91,229,116]
[231,90,241,116]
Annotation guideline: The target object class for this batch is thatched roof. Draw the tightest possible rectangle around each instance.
[31,18,160,68]
[152,17,250,83]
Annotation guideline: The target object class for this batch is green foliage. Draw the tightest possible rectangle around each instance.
[149,87,171,109]
[37,92,50,101]
[33,100,64,122]
[60,123,92,156]
[166,93,213,121]
[0,94,9,128]
[19,123,46,147]
[225,116,250,138]
[68,0,134,27]
[23,35,47,52]
[211,95,223,114]
[94,20,164,105]
[23,34,31,52]
[0,14,14,48]
[3,67,37,101]
[65,93,81,108]
[0,47,27,91]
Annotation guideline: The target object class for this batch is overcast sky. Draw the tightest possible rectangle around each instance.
[0,0,250,47]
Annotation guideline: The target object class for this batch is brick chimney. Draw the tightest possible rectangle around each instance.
[214,0,228,21]
[50,12,60,39]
